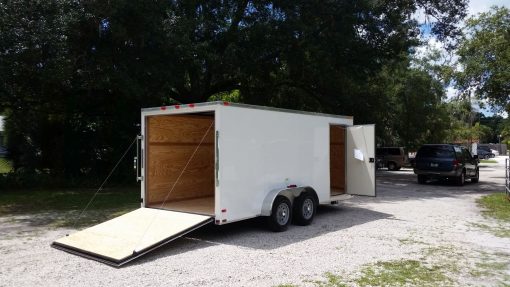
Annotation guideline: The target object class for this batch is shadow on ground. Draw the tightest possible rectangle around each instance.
[130,205,392,267]
[373,168,505,204]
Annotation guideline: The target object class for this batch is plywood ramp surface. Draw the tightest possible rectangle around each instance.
[53,208,212,264]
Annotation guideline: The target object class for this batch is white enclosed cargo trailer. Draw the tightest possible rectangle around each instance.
[52,102,375,266]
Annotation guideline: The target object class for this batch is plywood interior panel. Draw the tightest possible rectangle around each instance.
[153,196,214,215]
[146,114,215,212]
[330,125,345,195]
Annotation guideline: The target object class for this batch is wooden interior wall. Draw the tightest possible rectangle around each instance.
[330,125,345,194]
[146,114,215,205]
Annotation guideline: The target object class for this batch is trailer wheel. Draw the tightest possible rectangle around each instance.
[293,192,316,226]
[268,196,292,232]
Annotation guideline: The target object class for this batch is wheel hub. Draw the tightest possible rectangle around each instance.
[276,203,290,225]
[302,198,314,220]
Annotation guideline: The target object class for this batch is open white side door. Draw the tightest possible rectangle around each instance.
[346,125,376,196]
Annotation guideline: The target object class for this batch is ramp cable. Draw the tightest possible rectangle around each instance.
[69,135,138,232]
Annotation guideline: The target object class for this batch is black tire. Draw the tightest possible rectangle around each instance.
[293,192,317,226]
[471,169,479,183]
[484,155,490,160]
[267,196,292,232]
[388,162,397,171]
[417,175,427,184]
[456,171,465,186]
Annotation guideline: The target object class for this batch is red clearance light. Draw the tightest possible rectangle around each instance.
[223,101,230,106]
[287,184,297,188]
[215,220,220,224]
[188,103,195,108]
[221,208,227,213]
[453,160,459,166]
[174,104,180,109]
[160,106,167,110]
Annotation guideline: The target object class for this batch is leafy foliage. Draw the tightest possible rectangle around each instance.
[0,0,468,184]
[456,6,510,112]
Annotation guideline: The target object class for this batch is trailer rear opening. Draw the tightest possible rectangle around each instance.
[146,112,215,215]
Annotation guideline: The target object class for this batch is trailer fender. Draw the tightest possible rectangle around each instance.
[260,186,317,216]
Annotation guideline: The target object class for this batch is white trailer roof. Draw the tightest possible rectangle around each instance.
[141,101,353,120]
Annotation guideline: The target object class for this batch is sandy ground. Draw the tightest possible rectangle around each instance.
[1,157,509,286]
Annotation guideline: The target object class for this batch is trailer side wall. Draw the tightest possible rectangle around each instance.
[217,105,352,222]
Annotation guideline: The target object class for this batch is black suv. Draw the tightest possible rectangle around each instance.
[414,144,479,185]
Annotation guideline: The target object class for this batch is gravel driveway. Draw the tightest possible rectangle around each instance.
[1,157,509,286]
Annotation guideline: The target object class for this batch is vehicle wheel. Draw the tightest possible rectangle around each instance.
[417,175,427,184]
[471,169,479,183]
[387,162,397,171]
[293,192,316,226]
[395,166,401,171]
[267,196,292,232]
[484,155,490,160]
[456,171,465,186]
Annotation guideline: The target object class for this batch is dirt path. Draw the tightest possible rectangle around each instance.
[1,157,509,286]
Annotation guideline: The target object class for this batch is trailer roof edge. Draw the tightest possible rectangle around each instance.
[141,101,353,120]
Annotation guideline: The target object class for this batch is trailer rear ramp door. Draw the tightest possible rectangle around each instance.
[52,208,213,267]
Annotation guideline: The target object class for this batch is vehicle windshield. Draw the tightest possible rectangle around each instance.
[417,146,454,158]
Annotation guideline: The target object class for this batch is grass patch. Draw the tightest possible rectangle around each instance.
[307,272,348,287]
[356,260,453,287]
[0,187,139,227]
[479,159,498,164]
[0,158,12,173]
[398,237,429,245]
[477,193,510,221]
[476,193,510,237]
[470,222,510,238]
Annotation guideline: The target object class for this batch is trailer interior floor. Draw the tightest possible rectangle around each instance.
[330,188,345,196]
[149,196,215,216]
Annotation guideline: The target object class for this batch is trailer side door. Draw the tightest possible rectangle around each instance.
[346,125,376,196]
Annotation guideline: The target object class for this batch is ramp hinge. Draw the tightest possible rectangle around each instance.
[137,135,143,140]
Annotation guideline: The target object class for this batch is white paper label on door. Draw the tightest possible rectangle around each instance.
[354,149,364,161]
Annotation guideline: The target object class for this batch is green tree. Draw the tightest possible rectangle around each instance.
[367,59,450,150]
[456,6,510,113]
[0,0,468,183]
